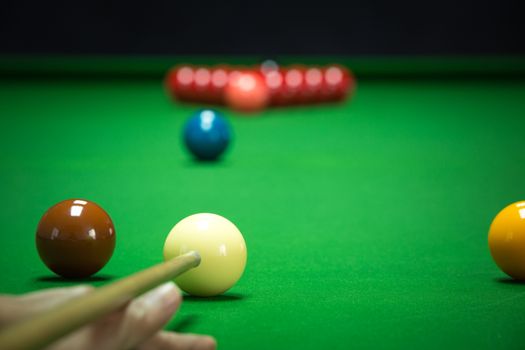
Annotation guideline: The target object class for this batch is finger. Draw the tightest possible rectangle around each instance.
[49,282,182,350]
[17,286,93,303]
[18,286,94,312]
[116,282,182,349]
[0,286,92,326]
[138,331,217,350]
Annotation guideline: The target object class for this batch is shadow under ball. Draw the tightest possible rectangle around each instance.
[36,199,116,279]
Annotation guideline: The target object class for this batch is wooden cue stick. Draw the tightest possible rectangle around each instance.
[0,251,200,350]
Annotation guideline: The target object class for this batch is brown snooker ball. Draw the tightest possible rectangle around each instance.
[36,199,116,279]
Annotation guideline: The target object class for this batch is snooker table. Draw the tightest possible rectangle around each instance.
[1,56,525,350]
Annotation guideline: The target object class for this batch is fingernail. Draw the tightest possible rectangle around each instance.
[143,282,179,309]
[69,285,93,295]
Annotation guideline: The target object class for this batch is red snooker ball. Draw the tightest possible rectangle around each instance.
[264,70,285,106]
[210,65,230,104]
[193,67,213,102]
[304,67,323,103]
[282,67,305,105]
[164,65,195,102]
[225,71,270,112]
[323,65,353,101]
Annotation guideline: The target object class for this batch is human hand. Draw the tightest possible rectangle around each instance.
[0,283,216,350]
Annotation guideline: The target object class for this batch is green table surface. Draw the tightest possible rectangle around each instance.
[1,59,525,349]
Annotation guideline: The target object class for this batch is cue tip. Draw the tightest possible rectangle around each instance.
[188,250,201,266]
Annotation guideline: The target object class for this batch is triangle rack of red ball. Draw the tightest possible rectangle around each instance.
[164,62,356,112]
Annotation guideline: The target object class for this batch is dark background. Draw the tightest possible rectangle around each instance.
[1,0,524,56]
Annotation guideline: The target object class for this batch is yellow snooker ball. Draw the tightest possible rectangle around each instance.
[488,201,525,280]
[163,213,247,297]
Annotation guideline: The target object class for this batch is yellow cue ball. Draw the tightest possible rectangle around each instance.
[488,201,525,280]
[163,213,247,297]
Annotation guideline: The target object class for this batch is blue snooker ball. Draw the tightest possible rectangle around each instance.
[183,109,231,161]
